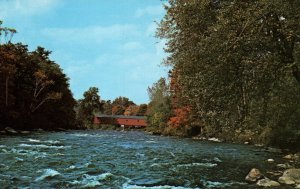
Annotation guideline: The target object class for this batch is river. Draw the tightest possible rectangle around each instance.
[0,130,292,188]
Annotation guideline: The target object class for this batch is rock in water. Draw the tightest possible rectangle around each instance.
[276,163,292,169]
[278,176,295,185]
[20,131,30,134]
[283,153,300,161]
[208,137,221,142]
[278,169,300,185]
[245,168,263,182]
[4,127,18,134]
[257,178,280,187]
[283,154,293,159]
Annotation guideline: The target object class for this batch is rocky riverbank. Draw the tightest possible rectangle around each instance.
[245,153,300,188]
[0,127,70,135]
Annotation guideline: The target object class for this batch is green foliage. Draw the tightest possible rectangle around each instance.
[77,87,102,126]
[136,104,148,116]
[153,0,300,149]
[112,104,125,115]
[112,96,135,108]
[147,78,172,133]
[102,100,112,115]
[110,96,135,115]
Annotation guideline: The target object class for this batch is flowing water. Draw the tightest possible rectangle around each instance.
[0,130,291,188]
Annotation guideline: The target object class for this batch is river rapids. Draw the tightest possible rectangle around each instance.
[0,130,291,188]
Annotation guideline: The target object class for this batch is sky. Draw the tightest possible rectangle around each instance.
[0,0,168,104]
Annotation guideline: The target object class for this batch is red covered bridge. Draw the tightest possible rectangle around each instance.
[93,114,147,127]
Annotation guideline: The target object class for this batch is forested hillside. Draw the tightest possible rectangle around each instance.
[147,0,300,149]
[0,21,77,131]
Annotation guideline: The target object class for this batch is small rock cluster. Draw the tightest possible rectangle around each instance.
[245,168,280,187]
[278,169,300,186]
[284,154,300,161]
[0,127,31,135]
[245,154,300,188]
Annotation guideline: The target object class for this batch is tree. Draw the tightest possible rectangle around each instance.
[124,105,139,116]
[147,78,172,133]
[0,20,77,131]
[112,96,135,108]
[0,42,77,130]
[136,104,148,116]
[0,20,16,44]
[156,0,300,147]
[111,105,124,115]
[111,96,135,115]
[77,87,102,125]
[102,100,112,115]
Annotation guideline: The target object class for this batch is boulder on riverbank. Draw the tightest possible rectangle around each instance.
[283,154,300,161]
[19,130,30,134]
[257,178,280,187]
[278,169,300,185]
[4,127,18,134]
[277,163,293,169]
[245,168,264,182]
[208,137,221,142]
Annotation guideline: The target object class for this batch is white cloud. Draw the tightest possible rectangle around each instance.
[41,24,139,45]
[135,5,164,18]
[0,0,60,19]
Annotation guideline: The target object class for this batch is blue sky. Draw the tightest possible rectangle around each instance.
[0,0,168,104]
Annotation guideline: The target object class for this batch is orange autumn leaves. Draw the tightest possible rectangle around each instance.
[168,106,191,128]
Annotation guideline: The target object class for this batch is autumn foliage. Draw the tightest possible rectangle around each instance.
[168,106,191,128]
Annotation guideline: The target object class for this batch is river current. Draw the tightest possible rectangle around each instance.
[0,130,290,188]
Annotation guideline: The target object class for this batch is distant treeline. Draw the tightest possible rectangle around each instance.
[146,0,300,149]
[0,20,77,131]
[76,87,147,128]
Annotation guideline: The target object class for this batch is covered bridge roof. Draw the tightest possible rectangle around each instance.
[94,114,146,120]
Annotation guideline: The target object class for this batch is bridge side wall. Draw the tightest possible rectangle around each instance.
[116,118,147,127]
[94,116,147,127]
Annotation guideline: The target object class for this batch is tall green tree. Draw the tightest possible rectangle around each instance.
[147,78,172,134]
[77,87,102,126]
